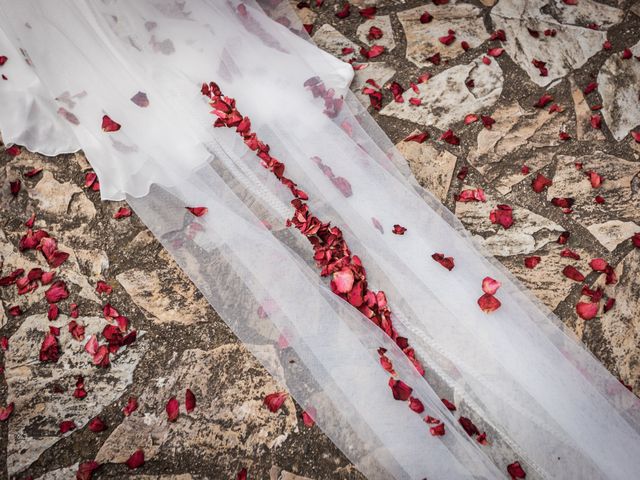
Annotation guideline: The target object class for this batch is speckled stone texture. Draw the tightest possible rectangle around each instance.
[1,1,640,479]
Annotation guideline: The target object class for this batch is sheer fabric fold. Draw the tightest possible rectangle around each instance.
[1,1,639,479]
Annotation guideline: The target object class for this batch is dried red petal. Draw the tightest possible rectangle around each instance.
[432,253,455,271]
[589,258,608,272]
[478,293,501,313]
[264,391,288,412]
[456,188,486,202]
[185,388,196,413]
[576,301,598,320]
[335,2,350,18]
[360,45,385,59]
[0,402,14,421]
[131,91,149,107]
[583,82,598,94]
[482,276,501,295]
[524,256,541,269]
[439,31,456,46]
[631,131,640,143]
[588,171,603,188]
[440,129,460,145]
[420,11,433,23]
[392,224,407,235]
[459,416,480,436]
[430,422,446,436]
[60,419,76,434]
[6,145,21,157]
[166,396,179,422]
[88,417,107,432]
[602,40,612,50]
[590,114,602,129]
[481,56,491,65]
[332,267,355,293]
[557,231,570,244]
[368,26,383,40]
[464,114,479,125]
[113,207,132,219]
[562,265,585,282]
[125,449,145,469]
[39,333,60,362]
[8,305,22,317]
[531,173,552,193]
[534,94,553,108]
[186,206,208,217]
[76,461,100,480]
[441,398,457,411]
[409,396,425,413]
[101,115,121,132]
[489,204,513,229]
[507,461,526,479]
[45,280,69,303]
[123,396,138,416]
[633,232,640,248]
[481,115,495,129]
[461,41,470,51]
[426,52,441,65]
[551,197,574,208]
[0,55,7,66]
[405,132,429,143]
[604,297,616,312]
[560,248,580,260]
[389,378,412,401]
[359,6,376,19]
[559,131,571,141]
[487,47,504,57]
[237,468,248,480]
[302,409,316,427]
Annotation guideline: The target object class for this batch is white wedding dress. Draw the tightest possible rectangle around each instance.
[1,1,639,479]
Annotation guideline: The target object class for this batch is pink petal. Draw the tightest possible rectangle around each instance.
[101,115,121,132]
[264,391,288,412]
[478,294,501,313]
[166,396,180,422]
[481,277,501,295]
[576,301,598,320]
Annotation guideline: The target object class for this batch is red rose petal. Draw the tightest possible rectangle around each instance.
[589,258,608,272]
[9,179,21,196]
[489,204,513,229]
[588,171,603,188]
[166,396,179,422]
[185,388,196,413]
[368,26,383,40]
[76,461,100,480]
[531,173,552,193]
[186,206,208,217]
[392,224,407,235]
[123,396,138,416]
[432,253,455,271]
[487,47,504,57]
[430,422,446,436]
[481,56,491,65]
[0,55,7,66]
[302,408,316,427]
[441,398,457,411]
[125,449,145,469]
[420,11,433,23]
[633,232,640,248]
[524,256,541,269]
[560,248,580,260]
[335,2,350,18]
[237,468,247,480]
[45,280,69,303]
[440,129,460,145]
[557,231,570,245]
[359,6,376,19]
[576,301,598,320]
[113,207,132,219]
[583,82,598,95]
[264,391,288,412]
[409,396,425,413]
[439,31,456,46]
[101,115,121,132]
[59,419,76,434]
[464,114,479,124]
[631,131,640,143]
[481,115,495,129]
[388,378,412,401]
[88,417,107,432]
[360,45,385,59]
[332,267,355,293]
[40,333,60,363]
[590,114,602,129]
[426,52,441,65]
[459,416,480,436]
[0,402,14,421]
[6,145,21,157]
[534,94,553,108]
[507,461,526,479]
[405,132,429,143]
[478,293,501,313]
[562,265,585,282]
[456,188,486,202]
[481,277,501,295]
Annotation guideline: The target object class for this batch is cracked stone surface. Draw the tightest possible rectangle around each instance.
[547,152,640,251]
[598,39,640,141]
[396,3,487,68]
[491,0,623,86]
[380,56,503,129]
[2,1,640,479]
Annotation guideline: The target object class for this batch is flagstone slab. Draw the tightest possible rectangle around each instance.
[312,24,359,63]
[597,40,640,141]
[547,153,640,251]
[468,101,569,194]
[380,56,503,130]
[454,185,565,257]
[5,314,145,476]
[395,134,456,201]
[356,15,395,52]
[491,0,623,86]
[397,3,487,68]
[95,344,297,469]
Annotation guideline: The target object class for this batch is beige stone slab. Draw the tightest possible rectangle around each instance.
[95,344,296,466]
[5,315,145,475]
[395,133,456,201]
[547,153,640,251]
[598,40,640,141]
[397,3,487,68]
[380,56,503,129]
[312,24,359,62]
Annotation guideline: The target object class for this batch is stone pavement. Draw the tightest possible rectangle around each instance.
[1,1,639,479]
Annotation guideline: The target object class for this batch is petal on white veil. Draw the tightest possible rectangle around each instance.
[0,1,639,479]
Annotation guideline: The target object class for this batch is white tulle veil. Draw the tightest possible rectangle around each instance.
[1,1,639,479]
